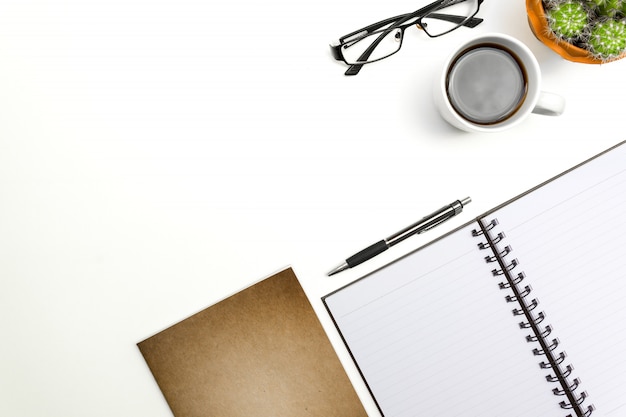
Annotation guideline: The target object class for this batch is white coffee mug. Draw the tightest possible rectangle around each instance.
[433,33,565,133]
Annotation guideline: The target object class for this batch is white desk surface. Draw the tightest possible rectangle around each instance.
[1,1,623,416]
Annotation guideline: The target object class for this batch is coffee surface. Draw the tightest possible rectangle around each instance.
[447,46,526,125]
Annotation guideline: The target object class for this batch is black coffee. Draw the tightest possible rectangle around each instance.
[446,44,528,125]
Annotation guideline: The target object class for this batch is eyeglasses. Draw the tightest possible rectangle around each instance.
[331,0,484,76]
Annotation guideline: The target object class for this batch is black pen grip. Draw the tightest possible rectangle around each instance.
[346,240,389,267]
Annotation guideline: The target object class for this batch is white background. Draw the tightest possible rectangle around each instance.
[1,0,624,416]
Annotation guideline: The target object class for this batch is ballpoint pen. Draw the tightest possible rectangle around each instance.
[327,197,471,276]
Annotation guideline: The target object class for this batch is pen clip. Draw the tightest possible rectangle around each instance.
[419,198,468,233]
[419,212,455,233]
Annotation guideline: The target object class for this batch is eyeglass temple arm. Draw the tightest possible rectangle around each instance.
[338,14,406,42]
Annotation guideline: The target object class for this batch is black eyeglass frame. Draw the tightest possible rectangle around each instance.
[331,0,484,76]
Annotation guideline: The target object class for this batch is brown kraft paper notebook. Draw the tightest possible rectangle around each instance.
[138,267,367,417]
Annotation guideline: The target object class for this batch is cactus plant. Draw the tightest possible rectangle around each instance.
[587,18,626,58]
[586,0,625,18]
[543,0,626,61]
[546,1,590,40]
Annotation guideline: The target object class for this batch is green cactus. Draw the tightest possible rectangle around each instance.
[587,0,625,18]
[586,18,626,59]
[546,1,590,40]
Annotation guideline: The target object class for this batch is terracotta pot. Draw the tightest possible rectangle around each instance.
[526,0,610,64]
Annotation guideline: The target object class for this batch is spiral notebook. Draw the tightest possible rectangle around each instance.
[323,141,626,417]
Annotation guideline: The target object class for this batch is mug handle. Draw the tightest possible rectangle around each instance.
[532,92,566,116]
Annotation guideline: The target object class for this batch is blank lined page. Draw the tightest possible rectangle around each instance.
[483,142,626,417]
[324,223,561,417]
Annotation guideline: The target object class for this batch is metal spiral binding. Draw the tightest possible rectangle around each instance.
[472,218,594,417]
